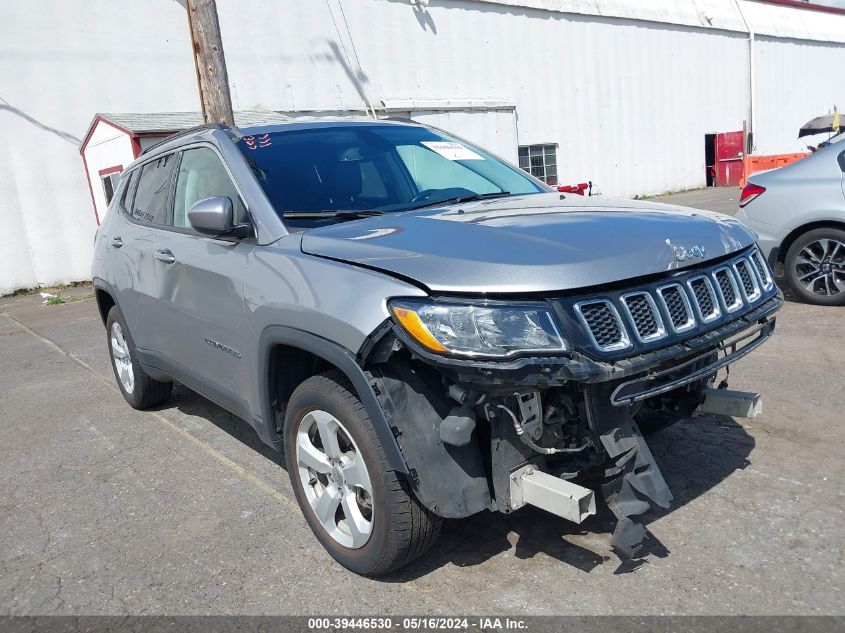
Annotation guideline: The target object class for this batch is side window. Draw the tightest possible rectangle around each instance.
[173,147,248,229]
[130,154,176,224]
[120,169,140,213]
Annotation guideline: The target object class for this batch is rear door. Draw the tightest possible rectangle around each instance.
[152,145,256,414]
[109,154,177,351]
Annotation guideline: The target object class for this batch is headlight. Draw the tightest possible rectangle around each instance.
[389,299,567,358]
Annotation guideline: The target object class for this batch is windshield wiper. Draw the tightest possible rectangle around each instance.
[282,210,385,220]
[403,191,512,211]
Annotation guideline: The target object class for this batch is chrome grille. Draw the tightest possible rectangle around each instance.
[564,250,774,355]
[658,284,695,332]
[713,267,743,312]
[576,300,630,351]
[734,259,761,302]
[622,292,665,343]
[687,276,720,322]
[750,249,774,290]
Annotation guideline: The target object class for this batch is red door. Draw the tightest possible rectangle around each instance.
[715,131,744,187]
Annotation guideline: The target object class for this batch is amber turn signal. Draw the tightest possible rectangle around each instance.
[390,306,447,352]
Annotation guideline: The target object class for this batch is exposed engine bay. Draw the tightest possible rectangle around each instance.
[364,293,780,558]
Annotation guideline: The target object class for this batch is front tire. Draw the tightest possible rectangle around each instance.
[284,371,441,576]
[784,228,845,306]
[106,306,172,409]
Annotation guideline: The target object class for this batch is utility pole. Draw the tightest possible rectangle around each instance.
[186,0,234,126]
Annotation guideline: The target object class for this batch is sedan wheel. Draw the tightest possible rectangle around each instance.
[295,409,373,549]
[793,238,845,296]
[785,228,845,306]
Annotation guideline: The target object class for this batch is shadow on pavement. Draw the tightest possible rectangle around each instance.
[163,383,285,467]
[387,414,753,581]
[160,383,754,581]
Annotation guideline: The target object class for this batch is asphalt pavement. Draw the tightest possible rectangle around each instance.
[0,187,842,616]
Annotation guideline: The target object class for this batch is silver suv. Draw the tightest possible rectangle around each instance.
[93,119,781,575]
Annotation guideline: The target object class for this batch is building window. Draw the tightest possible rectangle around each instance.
[518,144,557,186]
[99,168,123,205]
[101,173,120,204]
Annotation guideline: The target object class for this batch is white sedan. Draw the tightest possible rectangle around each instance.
[736,135,845,306]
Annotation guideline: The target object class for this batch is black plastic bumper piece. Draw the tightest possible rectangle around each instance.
[609,315,775,406]
[586,383,673,558]
[370,362,492,519]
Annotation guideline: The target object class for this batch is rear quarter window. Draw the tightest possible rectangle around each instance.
[128,154,176,224]
[119,169,140,213]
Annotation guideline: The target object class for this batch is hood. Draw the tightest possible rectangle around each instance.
[300,193,756,294]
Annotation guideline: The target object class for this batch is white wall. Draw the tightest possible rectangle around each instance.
[1,0,844,293]
[0,0,198,295]
[215,0,844,194]
[754,35,845,155]
[404,107,519,163]
[216,0,750,195]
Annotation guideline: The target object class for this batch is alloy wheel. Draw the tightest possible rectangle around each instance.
[110,322,135,394]
[794,238,845,296]
[295,409,374,549]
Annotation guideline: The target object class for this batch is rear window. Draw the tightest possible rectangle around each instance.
[128,154,176,224]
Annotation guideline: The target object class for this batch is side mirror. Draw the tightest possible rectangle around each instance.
[187,197,251,238]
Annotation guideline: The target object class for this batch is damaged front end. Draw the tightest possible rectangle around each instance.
[361,247,782,558]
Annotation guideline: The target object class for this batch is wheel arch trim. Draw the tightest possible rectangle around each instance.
[777,220,845,263]
[257,326,409,474]
[92,278,116,326]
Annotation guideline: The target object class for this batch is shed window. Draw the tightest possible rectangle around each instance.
[518,144,557,186]
[101,172,121,205]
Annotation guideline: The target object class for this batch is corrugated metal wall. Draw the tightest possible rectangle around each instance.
[754,35,845,155]
[217,0,753,195]
[0,0,843,293]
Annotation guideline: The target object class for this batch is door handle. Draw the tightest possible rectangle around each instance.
[111,237,123,248]
[154,249,176,264]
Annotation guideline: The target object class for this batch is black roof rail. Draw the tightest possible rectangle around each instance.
[140,123,229,156]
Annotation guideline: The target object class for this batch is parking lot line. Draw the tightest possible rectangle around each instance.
[1,312,301,513]
[1,306,439,605]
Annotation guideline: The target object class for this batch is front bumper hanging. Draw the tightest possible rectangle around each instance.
[586,383,673,557]
[609,316,776,406]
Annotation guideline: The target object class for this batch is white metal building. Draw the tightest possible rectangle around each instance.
[1,0,843,294]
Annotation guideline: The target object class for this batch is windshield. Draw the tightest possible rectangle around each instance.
[236,123,546,227]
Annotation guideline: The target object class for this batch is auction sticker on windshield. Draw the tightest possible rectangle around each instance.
[421,141,483,160]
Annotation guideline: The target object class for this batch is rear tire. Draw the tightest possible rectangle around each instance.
[106,306,172,409]
[284,371,441,576]
[784,228,845,306]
